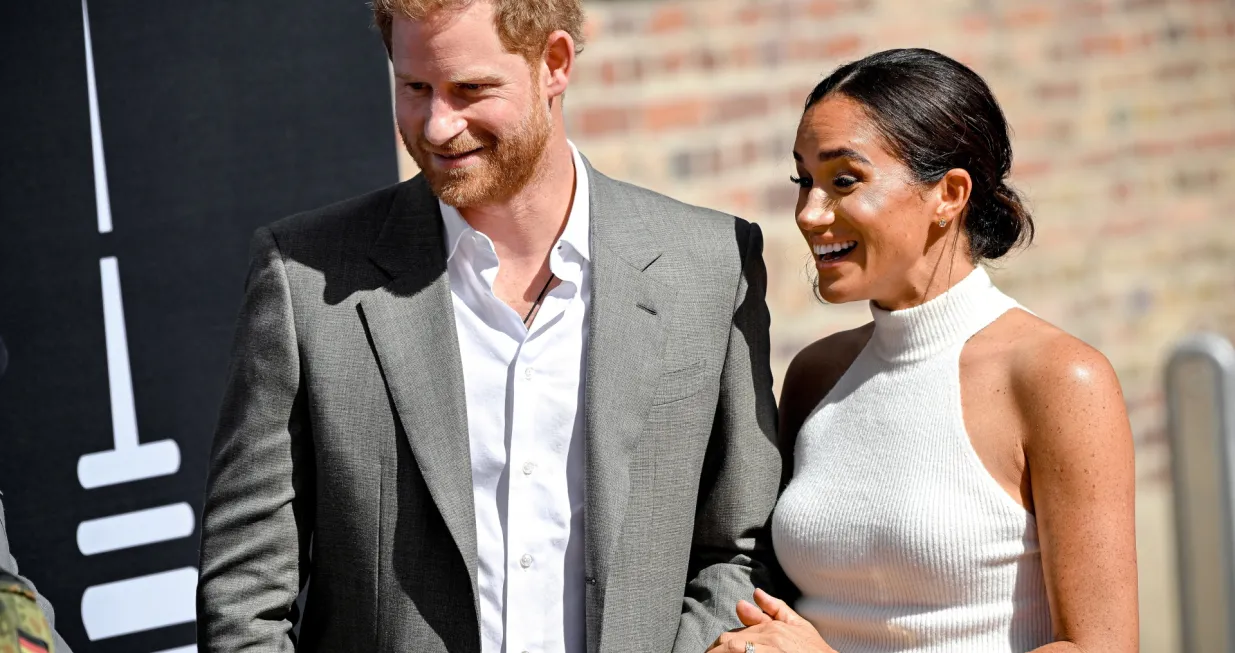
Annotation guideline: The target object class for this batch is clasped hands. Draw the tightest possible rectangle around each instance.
[706,588,837,653]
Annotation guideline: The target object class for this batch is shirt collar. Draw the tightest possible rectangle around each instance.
[439,141,590,262]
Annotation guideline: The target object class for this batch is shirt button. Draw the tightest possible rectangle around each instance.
[520,554,533,569]
[522,462,537,476]
[524,367,534,380]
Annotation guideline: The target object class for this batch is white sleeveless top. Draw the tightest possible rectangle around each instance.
[771,267,1053,652]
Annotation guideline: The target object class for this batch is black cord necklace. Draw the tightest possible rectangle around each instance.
[522,273,555,327]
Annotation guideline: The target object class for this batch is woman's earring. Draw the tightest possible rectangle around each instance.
[938,219,948,228]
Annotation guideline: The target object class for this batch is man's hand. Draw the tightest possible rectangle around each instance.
[706,589,836,653]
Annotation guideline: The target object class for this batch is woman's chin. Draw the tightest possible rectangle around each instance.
[816,279,865,305]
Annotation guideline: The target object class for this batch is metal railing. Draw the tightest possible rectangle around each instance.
[1166,333,1235,653]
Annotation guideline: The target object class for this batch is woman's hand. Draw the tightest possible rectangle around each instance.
[706,588,837,653]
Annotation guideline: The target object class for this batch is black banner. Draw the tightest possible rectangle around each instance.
[0,1,397,650]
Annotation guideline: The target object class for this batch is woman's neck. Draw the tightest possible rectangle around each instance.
[872,254,976,312]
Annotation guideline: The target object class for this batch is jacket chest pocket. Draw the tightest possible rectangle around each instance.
[649,360,709,406]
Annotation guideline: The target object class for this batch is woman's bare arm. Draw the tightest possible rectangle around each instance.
[1017,333,1139,652]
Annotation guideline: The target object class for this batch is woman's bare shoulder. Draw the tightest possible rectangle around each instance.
[986,309,1127,441]
[780,322,876,439]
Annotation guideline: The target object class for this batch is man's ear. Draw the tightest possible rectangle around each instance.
[542,29,575,102]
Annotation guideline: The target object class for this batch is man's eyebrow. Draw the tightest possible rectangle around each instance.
[448,73,506,85]
[391,72,506,84]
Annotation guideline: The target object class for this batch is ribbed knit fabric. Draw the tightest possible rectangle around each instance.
[772,267,1053,652]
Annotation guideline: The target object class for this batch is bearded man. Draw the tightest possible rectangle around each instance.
[196,1,781,651]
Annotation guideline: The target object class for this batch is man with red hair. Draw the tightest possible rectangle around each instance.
[197,2,782,651]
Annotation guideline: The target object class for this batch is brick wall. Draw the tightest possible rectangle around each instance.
[394,1,1235,647]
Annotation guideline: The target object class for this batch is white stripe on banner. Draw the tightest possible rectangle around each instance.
[76,503,196,556]
[81,568,198,640]
[76,258,181,489]
[81,0,112,234]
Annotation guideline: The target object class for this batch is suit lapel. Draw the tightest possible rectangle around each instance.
[359,177,479,603]
[583,165,675,653]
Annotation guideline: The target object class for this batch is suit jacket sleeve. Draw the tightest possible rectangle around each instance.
[0,497,73,653]
[197,226,314,652]
[673,221,782,652]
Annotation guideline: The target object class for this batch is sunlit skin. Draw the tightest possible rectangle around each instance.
[389,2,577,319]
[791,95,974,311]
[708,96,1139,653]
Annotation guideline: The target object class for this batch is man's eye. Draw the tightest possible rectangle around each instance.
[405,82,428,92]
[789,175,812,190]
[458,83,484,91]
[833,175,858,189]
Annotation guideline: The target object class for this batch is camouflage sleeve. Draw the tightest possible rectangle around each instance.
[0,573,55,653]
[0,501,70,653]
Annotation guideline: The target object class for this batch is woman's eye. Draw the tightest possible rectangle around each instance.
[789,175,812,190]
[833,175,858,189]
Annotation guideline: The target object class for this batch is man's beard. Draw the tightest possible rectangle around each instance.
[401,101,552,208]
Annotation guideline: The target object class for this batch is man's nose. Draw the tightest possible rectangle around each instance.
[423,94,466,146]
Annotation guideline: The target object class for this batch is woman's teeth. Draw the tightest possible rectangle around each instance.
[812,241,857,261]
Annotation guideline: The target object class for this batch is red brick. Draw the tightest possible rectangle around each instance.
[736,6,762,26]
[786,84,816,111]
[1082,33,1127,56]
[649,6,689,34]
[1100,217,1154,238]
[716,94,771,123]
[659,51,688,75]
[1007,6,1053,27]
[1111,181,1133,203]
[1130,140,1176,158]
[597,58,643,85]
[808,0,842,18]
[762,182,799,214]
[1158,60,1202,82]
[727,189,755,214]
[741,140,761,165]
[1036,80,1080,101]
[1079,149,1118,167]
[696,48,719,72]
[600,61,618,86]
[826,35,863,58]
[578,107,630,138]
[731,44,758,68]
[789,38,826,62]
[642,99,706,132]
[1190,130,1235,150]
[583,17,601,44]
[962,16,989,34]
[1011,159,1052,178]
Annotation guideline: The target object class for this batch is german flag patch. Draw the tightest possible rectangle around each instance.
[18,631,50,653]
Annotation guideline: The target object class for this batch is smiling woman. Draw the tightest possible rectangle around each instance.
[710,49,1140,653]
[789,49,1034,307]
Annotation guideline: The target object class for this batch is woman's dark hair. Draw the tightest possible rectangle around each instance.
[805,48,1034,261]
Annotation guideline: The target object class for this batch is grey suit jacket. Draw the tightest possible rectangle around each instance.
[0,496,73,653]
[197,162,782,652]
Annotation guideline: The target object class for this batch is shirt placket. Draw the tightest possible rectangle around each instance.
[505,336,542,653]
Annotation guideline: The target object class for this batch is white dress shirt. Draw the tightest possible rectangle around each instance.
[439,142,590,653]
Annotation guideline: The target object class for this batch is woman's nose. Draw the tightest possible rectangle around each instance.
[797,188,835,229]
